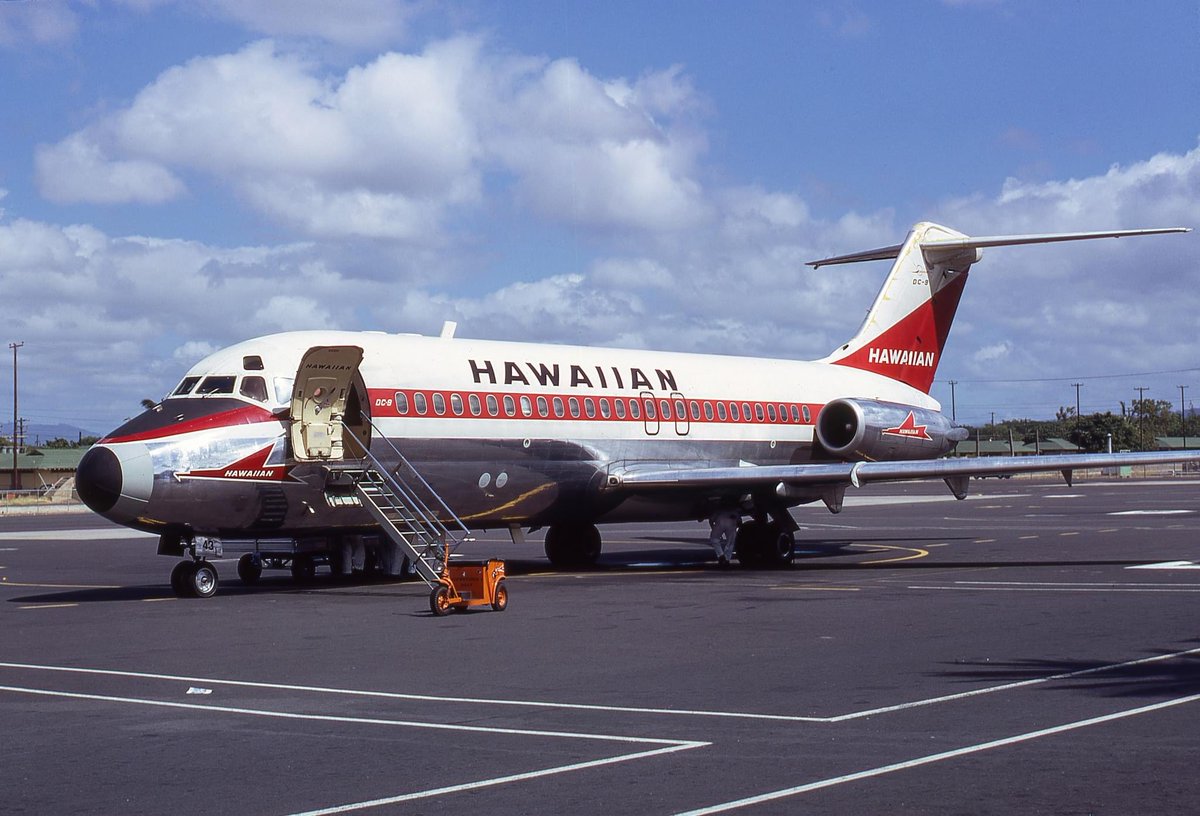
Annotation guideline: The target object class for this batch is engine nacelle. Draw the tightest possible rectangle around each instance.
[815,398,966,461]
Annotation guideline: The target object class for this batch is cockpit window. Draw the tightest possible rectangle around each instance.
[240,376,269,402]
[273,377,294,405]
[242,355,265,371]
[196,375,236,395]
[173,376,201,396]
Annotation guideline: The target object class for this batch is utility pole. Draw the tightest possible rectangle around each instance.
[1135,386,1148,451]
[9,341,22,491]
[1180,385,1190,451]
[1071,382,1083,419]
[948,380,958,422]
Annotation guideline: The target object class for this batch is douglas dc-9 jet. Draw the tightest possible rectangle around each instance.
[76,222,1197,599]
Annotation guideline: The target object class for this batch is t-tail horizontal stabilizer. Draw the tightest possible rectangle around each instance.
[812,223,1190,394]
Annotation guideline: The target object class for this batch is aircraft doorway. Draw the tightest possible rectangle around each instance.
[289,346,371,462]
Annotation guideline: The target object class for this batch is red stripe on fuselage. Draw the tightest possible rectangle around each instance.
[102,405,280,444]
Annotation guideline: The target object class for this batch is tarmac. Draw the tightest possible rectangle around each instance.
[2,477,1199,815]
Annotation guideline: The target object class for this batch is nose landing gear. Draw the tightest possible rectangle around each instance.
[170,559,220,598]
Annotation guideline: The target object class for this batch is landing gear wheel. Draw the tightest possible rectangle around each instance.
[735,520,766,567]
[291,554,315,582]
[189,562,219,599]
[760,524,796,568]
[491,579,509,612]
[237,553,263,585]
[544,523,602,569]
[430,584,453,616]
[170,560,192,597]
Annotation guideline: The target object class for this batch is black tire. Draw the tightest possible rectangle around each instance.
[491,580,509,612]
[170,560,192,597]
[544,523,602,569]
[291,554,315,582]
[761,524,796,568]
[430,584,453,616]
[735,520,766,567]
[190,562,219,599]
[237,553,263,585]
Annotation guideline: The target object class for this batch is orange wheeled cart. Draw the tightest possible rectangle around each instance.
[429,558,508,616]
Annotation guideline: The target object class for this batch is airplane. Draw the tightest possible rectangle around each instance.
[75,221,1198,600]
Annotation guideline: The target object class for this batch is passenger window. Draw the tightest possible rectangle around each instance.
[645,400,657,420]
[790,404,800,423]
[614,399,626,419]
[704,402,714,421]
[451,393,464,415]
[659,400,671,420]
[553,397,565,417]
[486,395,499,416]
[520,395,533,417]
[503,395,516,417]
[802,405,811,423]
[173,376,201,396]
[729,403,739,421]
[690,401,700,420]
[469,394,481,416]
[755,403,765,422]
[396,392,410,415]
[599,399,611,419]
[433,394,446,415]
[779,403,788,422]
[767,404,777,422]
[537,396,549,417]
[675,399,686,420]
[242,355,264,371]
[629,399,641,419]
[584,399,596,418]
[197,375,236,395]
[569,398,580,418]
[240,376,269,402]
[743,403,753,421]
[414,393,428,415]
[717,402,727,421]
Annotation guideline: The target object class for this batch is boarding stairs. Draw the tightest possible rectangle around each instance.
[331,420,472,588]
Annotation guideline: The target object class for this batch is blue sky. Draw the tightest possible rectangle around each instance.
[1,0,1198,435]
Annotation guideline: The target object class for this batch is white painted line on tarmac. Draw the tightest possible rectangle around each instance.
[0,529,156,541]
[674,692,1200,815]
[7,648,1200,726]
[289,742,705,816]
[0,683,701,746]
[1128,556,1200,571]
[1107,509,1194,516]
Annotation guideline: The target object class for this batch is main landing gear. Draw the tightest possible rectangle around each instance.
[734,518,796,568]
[543,523,602,569]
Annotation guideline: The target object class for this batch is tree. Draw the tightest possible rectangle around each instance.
[1068,412,1136,452]
[44,438,73,449]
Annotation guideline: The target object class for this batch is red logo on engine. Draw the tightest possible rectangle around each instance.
[883,412,932,440]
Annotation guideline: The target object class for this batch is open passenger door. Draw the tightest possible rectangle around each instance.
[289,346,370,462]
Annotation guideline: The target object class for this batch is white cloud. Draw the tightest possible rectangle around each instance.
[35,133,185,204]
[0,0,78,47]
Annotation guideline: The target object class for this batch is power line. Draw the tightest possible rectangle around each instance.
[940,366,1200,385]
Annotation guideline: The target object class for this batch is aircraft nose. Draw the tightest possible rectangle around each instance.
[77,445,123,514]
[76,443,154,521]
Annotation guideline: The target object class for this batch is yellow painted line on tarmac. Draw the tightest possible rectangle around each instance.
[857,545,930,565]
[18,603,79,610]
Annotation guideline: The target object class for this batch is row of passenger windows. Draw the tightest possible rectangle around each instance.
[393,391,813,424]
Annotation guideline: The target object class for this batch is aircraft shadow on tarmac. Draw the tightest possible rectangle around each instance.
[934,643,1200,700]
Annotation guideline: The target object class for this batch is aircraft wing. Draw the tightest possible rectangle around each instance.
[604,450,1200,499]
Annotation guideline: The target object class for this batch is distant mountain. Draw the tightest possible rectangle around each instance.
[0,422,102,446]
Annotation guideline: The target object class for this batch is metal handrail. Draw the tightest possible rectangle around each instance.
[360,414,471,539]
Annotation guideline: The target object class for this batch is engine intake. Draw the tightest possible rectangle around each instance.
[816,397,966,461]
